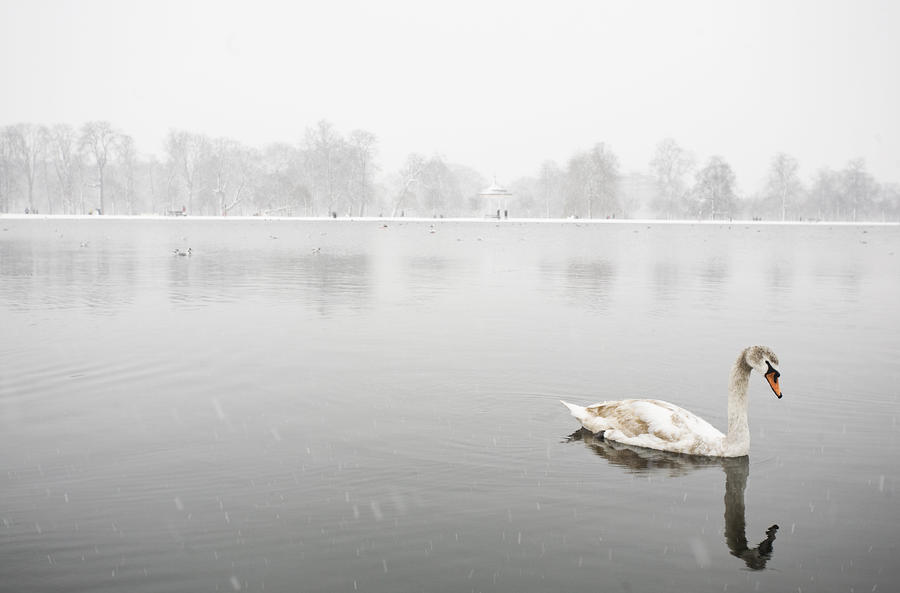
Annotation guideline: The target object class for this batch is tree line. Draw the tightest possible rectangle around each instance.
[2,121,898,221]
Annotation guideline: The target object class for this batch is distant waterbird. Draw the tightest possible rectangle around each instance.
[561,345,782,457]
[173,248,192,257]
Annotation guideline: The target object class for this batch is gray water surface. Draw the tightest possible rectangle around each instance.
[1,218,898,592]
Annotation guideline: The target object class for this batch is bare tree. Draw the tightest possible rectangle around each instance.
[210,137,258,215]
[162,154,181,213]
[259,142,309,215]
[649,138,694,219]
[165,130,209,214]
[807,167,840,220]
[117,134,138,214]
[506,176,540,217]
[48,124,80,213]
[7,123,46,213]
[386,153,464,217]
[537,160,564,218]
[840,159,877,222]
[0,129,15,213]
[391,153,427,216]
[450,164,487,215]
[304,120,347,216]
[79,121,119,214]
[876,183,900,222]
[620,172,656,218]
[691,156,737,219]
[346,129,378,216]
[567,143,620,218]
[145,155,162,214]
[419,154,461,217]
[764,153,802,221]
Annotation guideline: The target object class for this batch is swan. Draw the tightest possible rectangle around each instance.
[561,345,782,457]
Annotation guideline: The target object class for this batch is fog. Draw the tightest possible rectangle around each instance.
[2,120,898,221]
[2,0,899,220]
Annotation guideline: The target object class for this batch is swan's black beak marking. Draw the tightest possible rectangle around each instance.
[765,361,782,399]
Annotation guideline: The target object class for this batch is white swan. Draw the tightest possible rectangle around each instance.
[561,345,782,457]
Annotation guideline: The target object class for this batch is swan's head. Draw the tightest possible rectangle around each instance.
[744,346,782,399]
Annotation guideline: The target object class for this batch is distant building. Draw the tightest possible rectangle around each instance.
[480,178,513,218]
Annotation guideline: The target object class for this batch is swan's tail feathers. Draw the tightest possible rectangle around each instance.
[560,400,587,420]
[561,400,601,434]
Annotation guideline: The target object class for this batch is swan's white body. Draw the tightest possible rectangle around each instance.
[561,346,782,457]
[561,398,739,456]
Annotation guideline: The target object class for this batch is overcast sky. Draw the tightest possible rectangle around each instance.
[2,0,898,192]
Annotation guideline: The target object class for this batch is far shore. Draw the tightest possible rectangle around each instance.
[1,213,897,226]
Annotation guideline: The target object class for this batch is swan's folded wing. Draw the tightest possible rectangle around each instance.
[587,399,725,451]
[585,400,656,438]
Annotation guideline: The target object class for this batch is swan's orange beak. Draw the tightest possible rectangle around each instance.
[765,370,782,399]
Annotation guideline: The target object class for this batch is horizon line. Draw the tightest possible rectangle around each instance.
[3,214,897,226]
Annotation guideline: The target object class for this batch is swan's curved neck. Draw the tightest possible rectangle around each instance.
[724,352,752,455]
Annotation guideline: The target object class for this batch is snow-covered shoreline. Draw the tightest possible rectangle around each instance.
[2,213,897,226]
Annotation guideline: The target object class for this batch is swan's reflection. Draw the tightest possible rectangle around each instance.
[565,428,779,570]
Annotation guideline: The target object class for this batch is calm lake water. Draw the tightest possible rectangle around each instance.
[1,217,898,593]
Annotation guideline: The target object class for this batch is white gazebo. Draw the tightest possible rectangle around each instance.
[480,178,513,218]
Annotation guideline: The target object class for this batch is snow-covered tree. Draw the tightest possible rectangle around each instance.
[80,121,119,214]
[840,159,878,222]
[48,124,81,214]
[304,120,348,216]
[165,129,209,214]
[764,153,802,221]
[691,156,737,219]
[346,129,378,217]
[7,123,46,213]
[649,138,694,219]
[391,153,427,217]
[537,160,564,218]
[209,137,258,215]
[566,142,620,218]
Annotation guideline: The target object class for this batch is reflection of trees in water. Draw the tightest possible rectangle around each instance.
[0,241,134,314]
[652,260,680,309]
[812,264,860,301]
[167,251,371,315]
[565,428,778,570]
[700,256,729,288]
[301,253,371,306]
[543,258,616,311]
[695,255,730,312]
[768,260,794,292]
[405,255,463,301]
